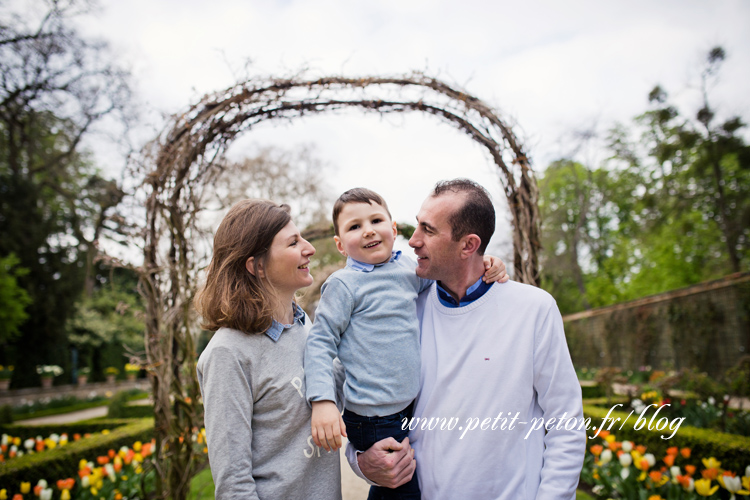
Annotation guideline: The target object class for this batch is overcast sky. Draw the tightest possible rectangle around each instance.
[70,0,750,259]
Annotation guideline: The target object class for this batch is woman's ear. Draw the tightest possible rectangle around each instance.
[246,256,263,278]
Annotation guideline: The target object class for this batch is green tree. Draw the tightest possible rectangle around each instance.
[540,47,748,314]
[0,254,31,347]
[0,0,132,386]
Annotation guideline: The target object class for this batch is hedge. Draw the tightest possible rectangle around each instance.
[0,418,154,492]
[583,404,750,473]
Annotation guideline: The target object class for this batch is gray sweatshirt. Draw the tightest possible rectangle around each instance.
[197,312,342,500]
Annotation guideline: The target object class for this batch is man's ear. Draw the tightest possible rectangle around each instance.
[392,221,398,238]
[459,234,482,259]
[246,256,264,278]
[334,236,348,257]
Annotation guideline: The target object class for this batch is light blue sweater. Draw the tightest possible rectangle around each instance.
[304,254,431,416]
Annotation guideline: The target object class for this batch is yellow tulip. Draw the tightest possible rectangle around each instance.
[60,489,70,500]
[695,478,720,497]
[702,457,722,470]
[133,441,142,452]
[0,488,7,500]
[20,482,30,494]
[79,458,88,470]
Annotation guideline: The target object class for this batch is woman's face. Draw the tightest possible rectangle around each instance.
[262,220,316,295]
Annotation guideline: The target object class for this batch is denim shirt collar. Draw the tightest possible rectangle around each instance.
[436,276,493,308]
[265,302,306,342]
[346,250,402,273]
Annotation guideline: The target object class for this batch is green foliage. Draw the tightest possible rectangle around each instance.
[107,391,130,418]
[0,254,31,345]
[0,405,12,425]
[539,47,750,314]
[0,0,132,387]
[583,404,750,473]
[0,418,154,494]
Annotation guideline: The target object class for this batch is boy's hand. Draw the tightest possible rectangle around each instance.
[311,400,347,452]
[482,255,509,283]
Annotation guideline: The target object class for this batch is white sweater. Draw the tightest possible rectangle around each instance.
[411,280,585,500]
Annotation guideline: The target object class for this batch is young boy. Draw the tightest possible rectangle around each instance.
[303,188,505,498]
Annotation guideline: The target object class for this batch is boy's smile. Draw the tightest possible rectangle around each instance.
[334,201,397,265]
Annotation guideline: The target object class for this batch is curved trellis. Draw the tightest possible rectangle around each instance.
[135,72,540,499]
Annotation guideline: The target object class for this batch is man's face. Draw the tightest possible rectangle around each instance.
[408,193,464,280]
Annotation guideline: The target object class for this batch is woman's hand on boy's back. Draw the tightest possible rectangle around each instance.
[482,255,509,283]
[311,400,347,451]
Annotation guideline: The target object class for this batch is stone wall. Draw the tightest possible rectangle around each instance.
[564,272,750,376]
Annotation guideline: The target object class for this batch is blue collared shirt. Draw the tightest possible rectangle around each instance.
[265,302,306,342]
[346,250,402,272]
[436,277,493,308]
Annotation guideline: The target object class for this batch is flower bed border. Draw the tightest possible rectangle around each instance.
[0,418,154,492]
[583,404,750,472]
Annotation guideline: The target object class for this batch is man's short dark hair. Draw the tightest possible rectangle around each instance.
[431,178,495,255]
[332,188,392,236]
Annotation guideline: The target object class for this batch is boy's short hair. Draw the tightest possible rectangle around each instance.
[332,188,392,235]
[431,178,495,255]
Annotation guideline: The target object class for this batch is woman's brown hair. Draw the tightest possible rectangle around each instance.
[194,199,292,333]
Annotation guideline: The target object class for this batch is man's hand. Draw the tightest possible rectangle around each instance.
[311,400,347,451]
[357,437,416,488]
[483,255,509,283]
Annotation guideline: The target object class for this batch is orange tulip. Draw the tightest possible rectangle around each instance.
[663,455,675,467]
[650,471,663,481]
[666,446,678,456]
[108,449,115,459]
[12,494,22,500]
[636,445,647,454]
[33,485,42,496]
[590,445,603,456]
[685,465,696,476]
[96,456,109,465]
[702,468,719,481]
[680,447,691,458]
[598,430,610,439]
[73,434,81,441]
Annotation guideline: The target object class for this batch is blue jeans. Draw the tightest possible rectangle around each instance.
[343,403,420,500]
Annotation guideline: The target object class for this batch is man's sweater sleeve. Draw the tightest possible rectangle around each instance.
[533,300,587,500]
[197,345,260,499]
[304,277,354,403]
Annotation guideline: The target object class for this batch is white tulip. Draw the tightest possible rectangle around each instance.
[644,453,656,467]
[24,438,34,450]
[600,449,613,464]
[723,475,742,493]
[621,468,630,479]
[685,478,694,492]
[621,441,633,452]
[619,453,632,467]
[40,488,52,500]
[37,479,47,488]
[1,434,8,446]
[670,466,681,479]
[81,475,90,488]
[105,463,116,482]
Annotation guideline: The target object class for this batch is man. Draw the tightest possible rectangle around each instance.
[346,179,585,499]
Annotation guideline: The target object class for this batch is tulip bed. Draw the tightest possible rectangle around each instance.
[1,433,102,464]
[581,430,750,499]
[0,419,154,496]
[0,429,207,500]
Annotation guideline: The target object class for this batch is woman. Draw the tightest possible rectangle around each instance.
[196,199,342,499]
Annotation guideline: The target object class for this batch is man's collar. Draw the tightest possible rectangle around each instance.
[346,250,401,272]
[265,303,306,341]
[435,276,493,308]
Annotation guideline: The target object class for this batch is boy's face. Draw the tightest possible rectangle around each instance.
[334,201,397,265]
